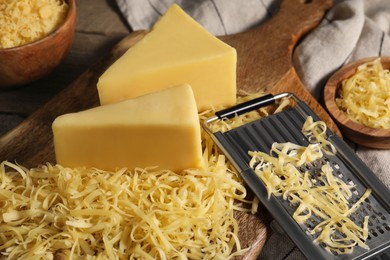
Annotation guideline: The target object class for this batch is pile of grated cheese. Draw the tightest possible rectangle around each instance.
[0,94,279,259]
[0,160,250,259]
[0,0,69,48]
[249,117,371,255]
[336,58,390,129]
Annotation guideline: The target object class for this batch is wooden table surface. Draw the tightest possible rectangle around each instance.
[0,0,131,137]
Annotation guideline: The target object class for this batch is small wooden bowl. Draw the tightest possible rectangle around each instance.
[0,0,76,88]
[324,56,390,149]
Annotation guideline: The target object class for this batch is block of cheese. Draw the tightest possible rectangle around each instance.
[52,84,202,172]
[97,4,236,112]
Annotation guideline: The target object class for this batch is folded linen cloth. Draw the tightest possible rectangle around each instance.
[115,0,390,259]
[116,0,278,36]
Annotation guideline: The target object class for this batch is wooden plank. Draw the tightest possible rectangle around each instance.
[0,114,24,137]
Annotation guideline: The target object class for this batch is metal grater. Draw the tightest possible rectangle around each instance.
[203,92,390,260]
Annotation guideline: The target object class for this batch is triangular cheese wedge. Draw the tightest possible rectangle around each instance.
[97,4,236,111]
[52,84,202,172]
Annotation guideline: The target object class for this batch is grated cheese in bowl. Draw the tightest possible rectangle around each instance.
[0,0,69,48]
[336,58,390,129]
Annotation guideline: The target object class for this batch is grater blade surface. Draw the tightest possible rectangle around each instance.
[204,93,390,259]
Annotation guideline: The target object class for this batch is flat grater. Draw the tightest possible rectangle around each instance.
[203,92,390,260]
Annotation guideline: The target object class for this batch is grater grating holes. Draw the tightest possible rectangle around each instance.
[351,187,359,196]
[332,161,341,170]
[384,224,390,231]
[378,227,385,234]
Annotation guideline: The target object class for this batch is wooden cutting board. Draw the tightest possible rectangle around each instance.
[0,0,335,258]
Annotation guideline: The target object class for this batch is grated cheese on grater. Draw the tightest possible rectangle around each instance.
[249,116,371,254]
[0,0,68,48]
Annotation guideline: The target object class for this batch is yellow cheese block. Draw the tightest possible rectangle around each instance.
[52,84,202,172]
[97,4,236,112]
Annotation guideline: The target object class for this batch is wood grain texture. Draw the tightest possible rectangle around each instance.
[324,56,390,149]
[0,0,335,258]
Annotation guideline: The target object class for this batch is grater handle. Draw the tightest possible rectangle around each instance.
[215,94,275,119]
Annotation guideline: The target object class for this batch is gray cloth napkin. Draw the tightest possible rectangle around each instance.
[115,0,390,259]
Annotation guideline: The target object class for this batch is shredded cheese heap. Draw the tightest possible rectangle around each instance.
[336,58,390,129]
[0,158,251,259]
[0,93,291,258]
[0,0,69,48]
[0,93,281,259]
[249,117,371,254]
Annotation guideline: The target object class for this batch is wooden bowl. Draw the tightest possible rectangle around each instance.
[324,56,390,149]
[0,0,76,88]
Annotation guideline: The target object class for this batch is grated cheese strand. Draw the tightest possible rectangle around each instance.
[302,116,336,155]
